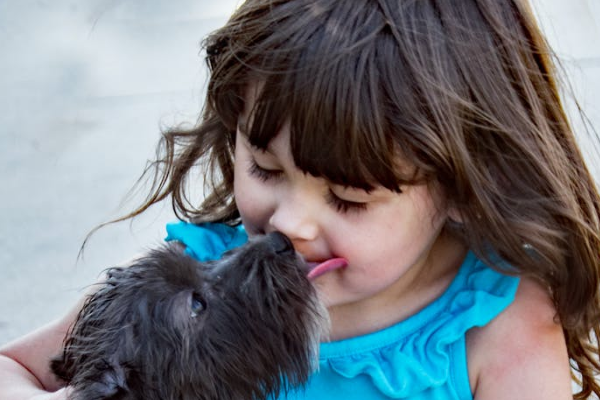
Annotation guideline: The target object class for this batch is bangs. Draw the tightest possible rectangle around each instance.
[246,74,412,192]
[208,0,444,191]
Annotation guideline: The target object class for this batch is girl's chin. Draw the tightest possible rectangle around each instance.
[312,282,355,310]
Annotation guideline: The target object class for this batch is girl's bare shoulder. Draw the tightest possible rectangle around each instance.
[466,278,572,399]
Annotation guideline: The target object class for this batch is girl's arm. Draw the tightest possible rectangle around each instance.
[467,279,572,400]
[0,296,85,400]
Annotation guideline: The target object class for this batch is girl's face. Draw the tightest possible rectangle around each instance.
[233,88,465,338]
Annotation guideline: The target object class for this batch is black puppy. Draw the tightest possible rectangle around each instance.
[51,232,327,400]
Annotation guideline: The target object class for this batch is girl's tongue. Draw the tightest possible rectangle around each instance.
[307,258,348,280]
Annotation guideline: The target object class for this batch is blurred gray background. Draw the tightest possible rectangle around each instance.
[0,0,599,345]
[0,0,240,344]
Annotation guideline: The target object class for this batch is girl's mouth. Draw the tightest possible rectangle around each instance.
[306,258,348,280]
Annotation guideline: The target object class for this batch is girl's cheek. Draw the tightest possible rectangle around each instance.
[234,175,274,236]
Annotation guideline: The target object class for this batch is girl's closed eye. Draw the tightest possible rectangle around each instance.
[325,189,368,214]
[247,158,283,182]
[247,156,369,214]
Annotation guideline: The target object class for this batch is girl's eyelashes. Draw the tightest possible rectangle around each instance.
[247,159,283,182]
[247,156,369,214]
[326,189,368,214]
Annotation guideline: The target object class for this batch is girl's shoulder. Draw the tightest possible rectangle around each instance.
[466,278,572,399]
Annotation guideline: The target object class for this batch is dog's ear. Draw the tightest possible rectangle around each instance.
[77,359,130,400]
[49,353,72,383]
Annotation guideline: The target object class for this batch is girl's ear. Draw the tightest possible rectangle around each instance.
[447,207,463,224]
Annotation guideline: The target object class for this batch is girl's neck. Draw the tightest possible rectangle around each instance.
[327,232,468,341]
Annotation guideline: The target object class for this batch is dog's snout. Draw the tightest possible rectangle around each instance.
[269,232,295,255]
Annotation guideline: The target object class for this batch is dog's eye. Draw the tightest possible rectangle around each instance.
[190,294,206,318]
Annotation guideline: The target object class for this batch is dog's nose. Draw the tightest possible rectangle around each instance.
[269,231,295,255]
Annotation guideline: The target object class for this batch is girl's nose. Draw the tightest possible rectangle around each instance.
[268,195,319,243]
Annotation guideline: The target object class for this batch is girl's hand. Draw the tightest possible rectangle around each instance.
[0,315,73,400]
[32,387,71,400]
[0,345,71,400]
[0,275,101,400]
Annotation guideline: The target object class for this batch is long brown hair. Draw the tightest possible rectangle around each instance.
[121,0,600,396]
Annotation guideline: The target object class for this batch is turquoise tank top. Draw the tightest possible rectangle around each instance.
[165,220,248,261]
[165,221,520,400]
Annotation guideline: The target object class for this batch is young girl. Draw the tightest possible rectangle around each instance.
[2,0,599,399]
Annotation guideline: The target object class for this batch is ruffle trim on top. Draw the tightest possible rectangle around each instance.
[165,221,248,262]
[319,251,520,398]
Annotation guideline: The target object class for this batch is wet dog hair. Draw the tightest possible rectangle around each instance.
[51,232,327,400]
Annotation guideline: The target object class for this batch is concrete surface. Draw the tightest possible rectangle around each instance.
[0,0,599,349]
[0,0,241,344]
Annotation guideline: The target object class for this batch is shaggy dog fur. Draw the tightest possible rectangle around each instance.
[51,232,326,400]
